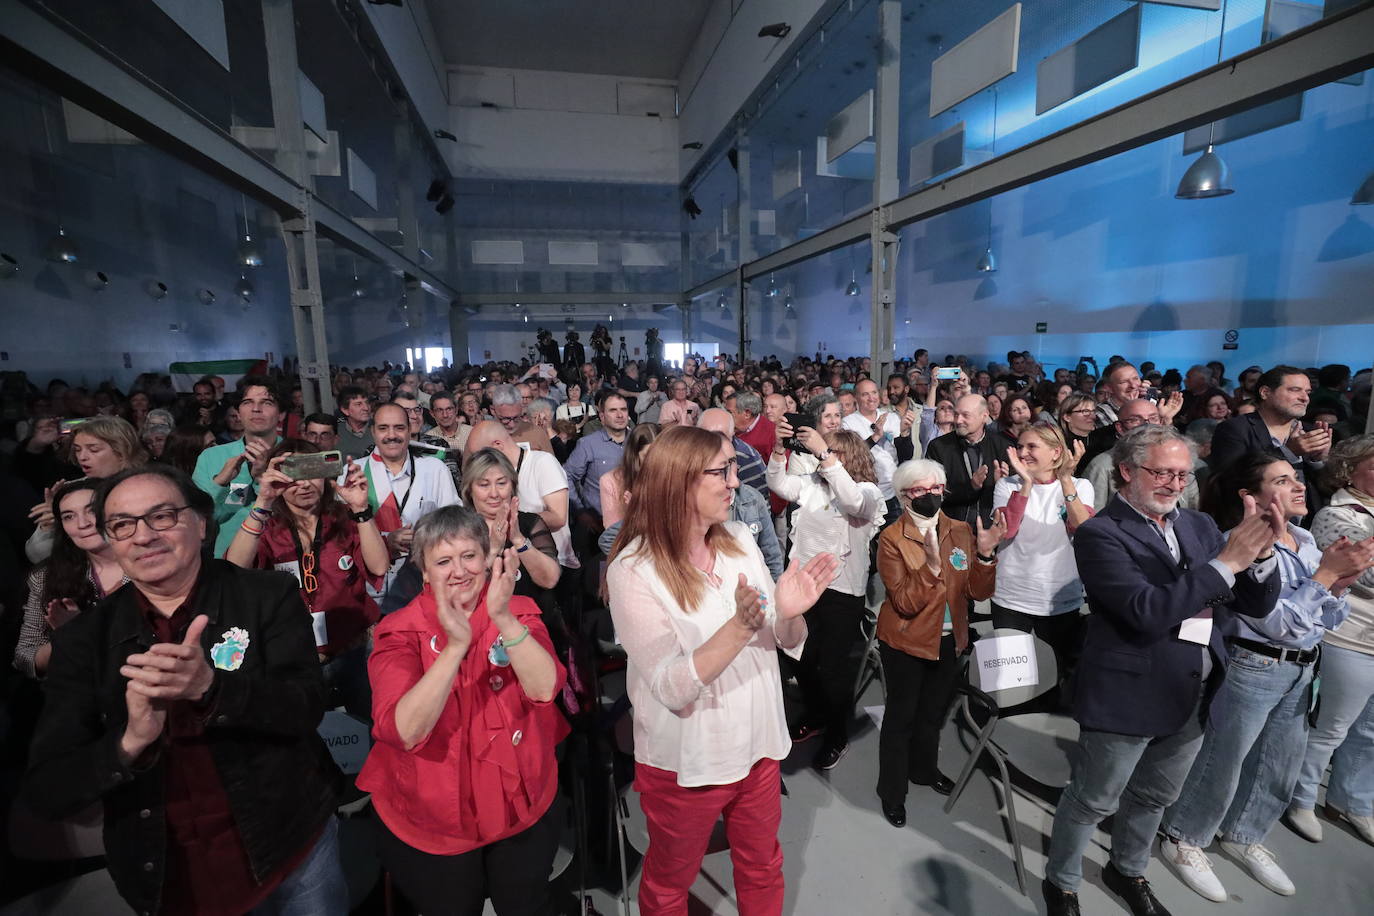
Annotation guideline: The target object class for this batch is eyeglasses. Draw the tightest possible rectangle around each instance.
[495,412,525,426]
[702,459,738,478]
[301,550,319,595]
[1066,408,1096,416]
[1119,415,1159,428]
[104,505,192,541]
[1136,466,1194,485]
[902,484,945,498]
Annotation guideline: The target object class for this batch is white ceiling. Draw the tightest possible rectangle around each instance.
[425,0,715,80]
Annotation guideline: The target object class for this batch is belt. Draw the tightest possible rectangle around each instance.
[1229,637,1320,666]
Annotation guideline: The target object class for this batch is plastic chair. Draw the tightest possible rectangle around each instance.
[942,627,1060,895]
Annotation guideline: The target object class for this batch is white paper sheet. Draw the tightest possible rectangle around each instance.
[974,633,1039,693]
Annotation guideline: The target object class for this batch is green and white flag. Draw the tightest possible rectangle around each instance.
[169,359,267,393]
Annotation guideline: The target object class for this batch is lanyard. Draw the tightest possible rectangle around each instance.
[365,453,417,518]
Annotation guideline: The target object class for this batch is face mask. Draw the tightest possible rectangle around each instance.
[909,493,943,517]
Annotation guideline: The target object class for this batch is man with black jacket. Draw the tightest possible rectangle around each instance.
[24,465,345,916]
[924,394,1013,526]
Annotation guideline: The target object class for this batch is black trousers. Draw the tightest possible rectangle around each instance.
[876,636,963,803]
[989,603,1083,707]
[375,798,561,916]
[793,588,867,748]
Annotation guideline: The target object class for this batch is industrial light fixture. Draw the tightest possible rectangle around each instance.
[236,195,263,268]
[845,268,860,296]
[436,193,455,215]
[145,279,169,300]
[426,179,445,202]
[758,22,792,39]
[366,0,402,7]
[975,248,997,272]
[82,269,109,291]
[717,292,728,310]
[766,273,779,297]
[683,196,703,219]
[1177,2,1235,199]
[234,274,255,303]
[0,252,18,279]
[197,288,216,305]
[1350,170,1374,205]
[350,258,366,298]
[45,226,79,264]
[976,90,999,272]
[433,129,457,142]
[681,141,703,150]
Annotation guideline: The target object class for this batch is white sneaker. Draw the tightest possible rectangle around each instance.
[1161,837,1228,902]
[1285,806,1323,842]
[1328,806,1374,845]
[1220,840,1295,896]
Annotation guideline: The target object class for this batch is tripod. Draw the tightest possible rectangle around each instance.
[616,338,628,368]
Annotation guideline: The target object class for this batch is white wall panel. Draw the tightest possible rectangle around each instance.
[929,4,1022,117]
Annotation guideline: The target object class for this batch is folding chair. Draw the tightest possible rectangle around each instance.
[942,627,1059,895]
[852,605,886,707]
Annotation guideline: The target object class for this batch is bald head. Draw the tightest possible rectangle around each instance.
[464,419,518,464]
[1116,397,1162,431]
[952,394,989,441]
[698,407,734,437]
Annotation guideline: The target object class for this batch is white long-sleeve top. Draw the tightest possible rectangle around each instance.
[607,522,802,787]
[766,454,884,597]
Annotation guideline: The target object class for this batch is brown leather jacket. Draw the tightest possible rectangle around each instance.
[876,512,996,661]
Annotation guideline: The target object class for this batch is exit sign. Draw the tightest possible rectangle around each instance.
[1035,322,1048,333]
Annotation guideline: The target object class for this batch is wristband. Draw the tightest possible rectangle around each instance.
[976,552,996,563]
[349,506,374,523]
[249,506,272,521]
[499,625,531,649]
[515,540,531,553]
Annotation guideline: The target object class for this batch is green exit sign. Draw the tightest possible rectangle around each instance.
[1035,321,1048,333]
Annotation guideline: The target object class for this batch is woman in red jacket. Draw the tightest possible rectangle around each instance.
[359,505,567,916]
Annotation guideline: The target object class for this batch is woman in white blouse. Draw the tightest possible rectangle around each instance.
[767,422,886,771]
[607,426,836,916]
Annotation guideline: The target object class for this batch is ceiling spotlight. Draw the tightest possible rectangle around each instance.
[1176,144,1234,199]
[234,274,255,302]
[1352,170,1374,205]
[845,269,860,296]
[145,279,169,300]
[621,301,630,309]
[681,141,703,150]
[523,313,529,323]
[236,233,263,269]
[83,269,109,291]
[975,248,997,272]
[682,196,703,219]
[783,293,795,309]
[426,179,445,202]
[433,129,457,142]
[765,273,779,297]
[45,226,79,264]
[436,193,455,215]
[717,292,728,309]
[197,288,216,305]
[758,22,792,39]
[0,252,18,279]
[351,275,366,298]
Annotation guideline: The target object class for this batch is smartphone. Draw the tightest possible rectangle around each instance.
[282,450,343,480]
[783,412,810,455]
[933,367,961,381]
[59,418,88,434]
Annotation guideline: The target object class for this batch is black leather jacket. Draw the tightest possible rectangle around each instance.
[24,560,342,915]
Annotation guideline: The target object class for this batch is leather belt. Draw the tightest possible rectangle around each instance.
[1230,637,1320,666]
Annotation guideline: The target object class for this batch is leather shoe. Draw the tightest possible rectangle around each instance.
[1041,878,1081,916]
[912,772,956,796]
[1102,862,1172,916]
[881,800,906,828]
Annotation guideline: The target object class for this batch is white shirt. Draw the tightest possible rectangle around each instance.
[517,446,576,568]
[360,452,460,595]
[991,476,1095,616]
[843,411,900,499]
[766,455,885,597]
[607,522,800,787]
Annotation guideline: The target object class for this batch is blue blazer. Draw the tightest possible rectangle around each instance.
[1072,496,1280,737]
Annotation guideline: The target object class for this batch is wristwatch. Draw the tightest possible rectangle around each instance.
[515,540,531,553]
[1064,493,1079,503]
[349,506,375,523]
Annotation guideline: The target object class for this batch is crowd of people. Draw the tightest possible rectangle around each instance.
[0,340,1372,916]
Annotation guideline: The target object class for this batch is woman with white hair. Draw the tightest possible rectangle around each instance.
[873,458,1004,827]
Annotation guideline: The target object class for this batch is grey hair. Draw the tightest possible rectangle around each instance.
[488,384,522,408]
[460,447,520,506]
[1325,433,1374,492]
[804,393,838,423]
[1184,418,1219,446]
[410,505,490,569]
[1110,424,1196,489]
[893,458,947,495]
[732,390,762,415]
[527,397,555,420]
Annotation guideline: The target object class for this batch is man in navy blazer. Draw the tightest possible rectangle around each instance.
[1042,425,1282,916]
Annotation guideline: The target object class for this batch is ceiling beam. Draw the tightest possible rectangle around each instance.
[452,292,675,307]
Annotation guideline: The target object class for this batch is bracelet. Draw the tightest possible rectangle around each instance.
[976,552,996,563]
[499,625,531,649]
[349,506,374,523]
[249,506,272,521]
[240,521,264,536]
[816,450,833,462]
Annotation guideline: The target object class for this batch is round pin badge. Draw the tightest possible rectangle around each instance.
[338,554,354,571]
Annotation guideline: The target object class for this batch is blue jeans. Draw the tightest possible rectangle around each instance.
[250,816,349,916]
[1163,646,1313,846]
[1046,711,1205,892]
[1292,643,1374,816]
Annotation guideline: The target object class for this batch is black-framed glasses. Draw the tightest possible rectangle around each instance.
[702,459,738,478]
[1137,466,1194,485]
[104,505,192,541]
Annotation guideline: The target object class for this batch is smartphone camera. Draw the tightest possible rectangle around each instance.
[783,412,810,455]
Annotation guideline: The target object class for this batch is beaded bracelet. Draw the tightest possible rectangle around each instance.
[499,625,531,649]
